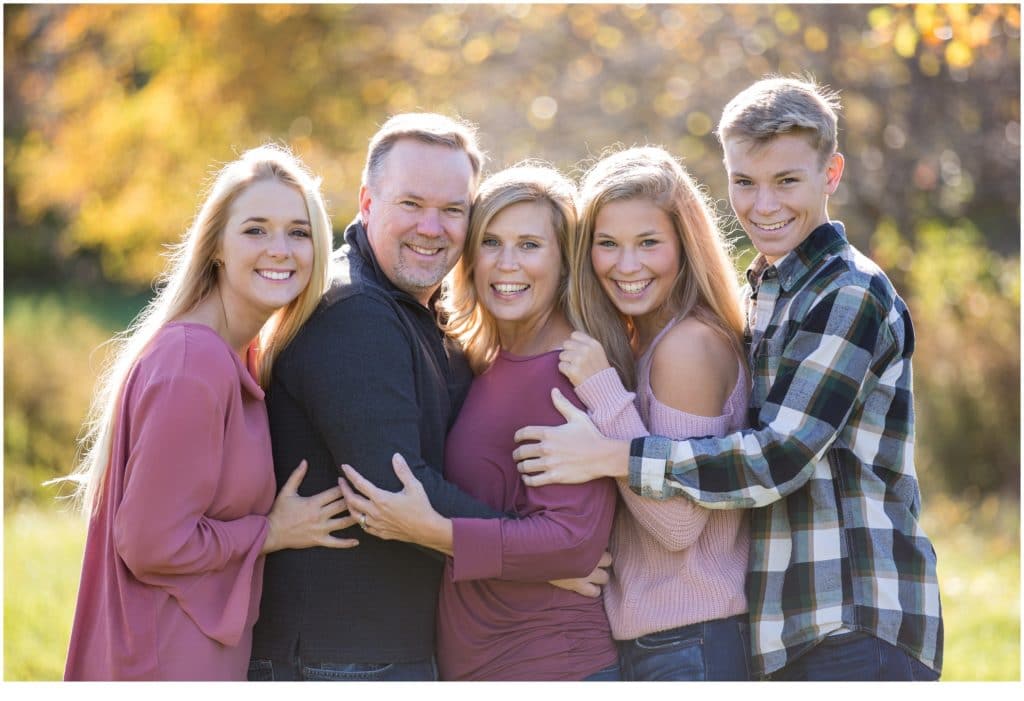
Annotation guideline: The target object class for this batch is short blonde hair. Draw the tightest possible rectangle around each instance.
[441,163,578,374]
[61,144,332,514]
[572,146,744,389]
[715,76,842,166]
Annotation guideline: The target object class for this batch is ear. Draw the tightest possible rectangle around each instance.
[358,183,373,225]
[824,152,845,195]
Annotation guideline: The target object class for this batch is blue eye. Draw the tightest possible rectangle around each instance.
[521,241,540,250]
[290,228,311,238]
[481,238,500,248]
[244,227,265,236]
[595,239,617,248]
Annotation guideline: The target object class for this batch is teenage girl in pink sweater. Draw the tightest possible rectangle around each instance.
[556,146,753,680]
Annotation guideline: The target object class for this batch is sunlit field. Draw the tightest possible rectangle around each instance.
[4,493,1018,681]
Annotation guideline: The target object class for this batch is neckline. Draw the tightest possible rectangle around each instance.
[498,348,562,363]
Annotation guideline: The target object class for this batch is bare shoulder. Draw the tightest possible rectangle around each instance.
[649,317,740,417]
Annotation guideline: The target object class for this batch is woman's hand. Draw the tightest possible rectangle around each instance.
[549,551,613,598]
[558,331,612,387]
[262,460,360,554]
[339,453,454,555]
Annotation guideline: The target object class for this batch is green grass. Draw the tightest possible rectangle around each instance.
[3,494,1019,680]
[4,503,86,680]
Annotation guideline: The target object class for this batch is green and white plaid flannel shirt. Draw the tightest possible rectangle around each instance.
[629,222,943,678]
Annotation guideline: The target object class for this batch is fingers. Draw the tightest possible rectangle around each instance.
[321,495,350,519]
[513,425,547,446]
[311,485,345,507]
[550,387,585,422]
[280,459,308,495]
[391,453,419,490]
[326,513,358,531]
[589,566,610,587]
[574,582,600,598]
[320,534,360,549]
[597,551,613,568]
[339,464,382,500]
[521,471,556,488]
[337,472,374,517]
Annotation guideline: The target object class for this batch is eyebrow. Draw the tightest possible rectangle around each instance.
[397,192,469,207]
[241,216,310,225]
[730,168,808,179]
[594,229,662,237]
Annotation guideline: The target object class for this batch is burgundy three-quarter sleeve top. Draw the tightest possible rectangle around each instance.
[436,349,618,681]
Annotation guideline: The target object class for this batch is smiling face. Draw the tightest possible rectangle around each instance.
[590,197,681,338]
[216,178,314,321]
[473,200,565,338]
[724,132,844,263]
[359,138,475,304]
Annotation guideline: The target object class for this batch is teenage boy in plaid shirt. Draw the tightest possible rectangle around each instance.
[513,77,942,681]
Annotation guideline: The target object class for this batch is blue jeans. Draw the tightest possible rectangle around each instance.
[248,656,437,681]
[582,662,621,681]
[617,614,752,681]
[769,631,940,681]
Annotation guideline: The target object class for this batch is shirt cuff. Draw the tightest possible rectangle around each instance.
[575,367,632,411]
[629,435,674,498]
[451,518,503,581]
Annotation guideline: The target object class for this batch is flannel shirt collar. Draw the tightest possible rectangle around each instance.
[745,221,848,293]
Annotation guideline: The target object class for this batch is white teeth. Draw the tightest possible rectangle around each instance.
[757,220,789,231]
[616,280,651,294]
[258,270,292,280]
[408,244,441,256]
[493,283,529,294]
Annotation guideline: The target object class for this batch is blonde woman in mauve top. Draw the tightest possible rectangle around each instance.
[554,146,753,681]
[337,164,619,680]
[59,146,358,681]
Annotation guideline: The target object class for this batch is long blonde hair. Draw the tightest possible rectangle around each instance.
[570,146,744,389]
[61,144,332,514]
[440,163,578,374]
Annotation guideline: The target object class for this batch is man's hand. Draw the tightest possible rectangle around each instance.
[513,388,630,485]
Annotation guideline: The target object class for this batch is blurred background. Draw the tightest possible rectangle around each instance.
[3,3,1019,681]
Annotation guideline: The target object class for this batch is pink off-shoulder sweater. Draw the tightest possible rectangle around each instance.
[574,317,751,641]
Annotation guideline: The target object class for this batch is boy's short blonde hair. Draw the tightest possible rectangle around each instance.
[715,76,841,165]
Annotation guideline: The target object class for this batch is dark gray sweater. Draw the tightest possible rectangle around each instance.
[251,219,500,666]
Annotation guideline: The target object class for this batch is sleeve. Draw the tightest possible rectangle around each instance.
[630,285,890,509]
[113,375,269,645]
[115,376,269,577]
[576,367,710,552]
[292,295,501,520]
[450,477,617,582]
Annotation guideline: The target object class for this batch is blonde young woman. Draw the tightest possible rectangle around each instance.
[553,146,753,680]
[338,164,619,681]
[61,145,358,681]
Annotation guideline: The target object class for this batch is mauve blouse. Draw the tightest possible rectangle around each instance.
[64,322,275,680]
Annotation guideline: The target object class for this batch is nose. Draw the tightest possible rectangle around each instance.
[754,186,780,215]
[266,229,291,258]
[497,245,520,271]
[417,207,443,237]
[615,246,642,274]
